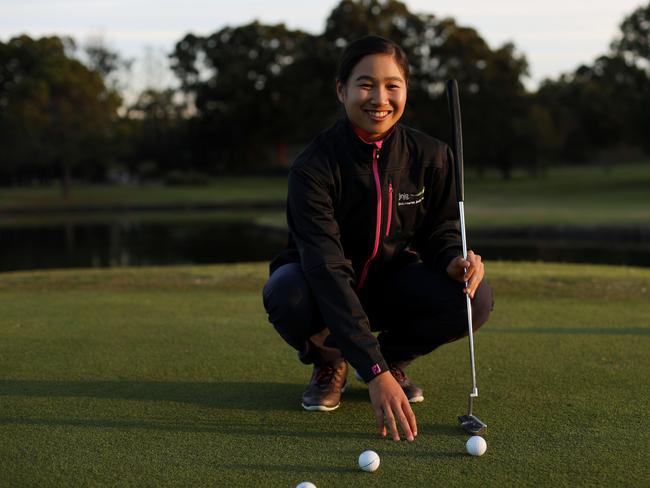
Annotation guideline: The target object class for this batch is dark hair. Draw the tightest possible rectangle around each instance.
[336,35,410,85]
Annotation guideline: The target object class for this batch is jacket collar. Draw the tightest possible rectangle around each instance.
[351,123,396,149]
[337,118,399,164]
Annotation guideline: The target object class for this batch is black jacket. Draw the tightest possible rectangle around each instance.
[270,118,462,382]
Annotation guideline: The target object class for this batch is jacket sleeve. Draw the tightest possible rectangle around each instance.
[287,164,389,383]
[412,144,463,271]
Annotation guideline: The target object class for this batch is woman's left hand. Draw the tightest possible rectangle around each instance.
[446,250,485,299]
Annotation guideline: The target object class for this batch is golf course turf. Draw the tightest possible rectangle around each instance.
[1,262,649,487]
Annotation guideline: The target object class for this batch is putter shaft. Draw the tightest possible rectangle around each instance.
[446,79,487,435]
[459,201,478,409]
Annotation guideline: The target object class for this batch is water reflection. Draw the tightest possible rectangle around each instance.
[470,226,650,267]
[0,221,287,272]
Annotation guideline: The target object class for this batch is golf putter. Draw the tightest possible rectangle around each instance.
[446,79,487,436]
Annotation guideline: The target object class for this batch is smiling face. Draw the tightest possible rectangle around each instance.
[336,53,407,141]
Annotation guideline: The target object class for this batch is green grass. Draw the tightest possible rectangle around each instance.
[0,208,286,229]
[0,176,288,209]
[2,163,650,228]
[1,262,649,487]
[464,163,650,226]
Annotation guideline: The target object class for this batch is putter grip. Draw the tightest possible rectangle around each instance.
[446,79,464,203]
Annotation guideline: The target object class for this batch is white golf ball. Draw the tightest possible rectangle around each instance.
[358,450,380,472]
[296,483,316,488]
[466,436,487,456]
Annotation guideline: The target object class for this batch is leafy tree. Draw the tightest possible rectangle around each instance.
[535,2,650,163]
[83,35,133,91]
[474,42,530,178]
[323,0,412,42]
[145,0,541,178]
[170,22,317,171]
[609,2,650,153]
[540,55,650,161]
[166,0,530,176]
[0,35,121,193]
[611,2,650,73]
[127,88,189,178]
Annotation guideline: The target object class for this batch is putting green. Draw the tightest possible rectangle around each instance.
[1,262,648,487]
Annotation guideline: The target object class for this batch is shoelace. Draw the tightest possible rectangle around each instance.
[314,367,336,386]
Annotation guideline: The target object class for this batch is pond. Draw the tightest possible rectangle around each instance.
[1,219,648,272]
[0,219,285,272]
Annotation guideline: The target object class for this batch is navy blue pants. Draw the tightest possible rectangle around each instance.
[262,261,493,367]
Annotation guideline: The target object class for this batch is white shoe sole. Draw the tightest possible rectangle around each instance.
[301,402,341,412]
[301,384,346,412]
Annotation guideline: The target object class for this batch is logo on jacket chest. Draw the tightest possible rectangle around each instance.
[397,187,425,206]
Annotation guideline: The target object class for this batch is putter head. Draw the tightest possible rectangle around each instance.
[458,414,487,436]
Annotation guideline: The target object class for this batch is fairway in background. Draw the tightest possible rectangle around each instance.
[2,163,650,228]
[1,262,649,486]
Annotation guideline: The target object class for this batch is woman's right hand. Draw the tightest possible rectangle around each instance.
[367,372,418,441]
[446,250,485,299]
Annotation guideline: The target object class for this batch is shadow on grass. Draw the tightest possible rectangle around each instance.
[0,416,379,440]
[0,380,300,411]
[0,380,468,441]
[485,327,650,335]
[219,462,356,475]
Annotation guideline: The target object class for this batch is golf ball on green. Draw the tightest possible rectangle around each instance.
[466,436,487,456]
[296,482,316,488]
[358,450,380,472]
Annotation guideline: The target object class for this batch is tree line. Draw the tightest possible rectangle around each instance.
[1,0,649,192]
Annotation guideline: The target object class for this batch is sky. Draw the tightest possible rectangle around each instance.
[1,0,645,95]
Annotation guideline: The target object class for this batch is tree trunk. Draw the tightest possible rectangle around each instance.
[275,141,288,167]
[61,160,71,200]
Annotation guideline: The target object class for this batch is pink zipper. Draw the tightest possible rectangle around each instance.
[358,146,382,290]
[385,181,393,237]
